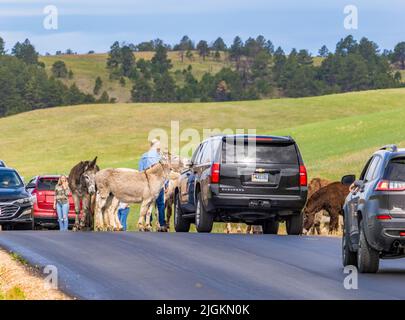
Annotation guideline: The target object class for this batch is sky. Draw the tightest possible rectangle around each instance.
[0,0,404,54]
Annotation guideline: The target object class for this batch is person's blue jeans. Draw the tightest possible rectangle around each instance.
[156,188,166,227]
[118,207,130,231]
[56,202,69,231]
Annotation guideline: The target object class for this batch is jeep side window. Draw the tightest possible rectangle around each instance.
[359,157,374,181]
[364,156,380,182]
[197,142,209,164]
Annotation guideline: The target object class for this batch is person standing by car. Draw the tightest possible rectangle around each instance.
[117,202,130,231]
[53,175,70,231]
[139,138,167,232]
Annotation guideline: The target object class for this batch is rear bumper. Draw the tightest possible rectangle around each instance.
[367,217,405,252]
[209,192,307,217]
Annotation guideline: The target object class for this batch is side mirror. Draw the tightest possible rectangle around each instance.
[341,174,356,186]
[26,183,36,189]
[183,159,192,168]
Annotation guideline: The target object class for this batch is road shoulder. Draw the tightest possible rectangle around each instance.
[0,248,71,300]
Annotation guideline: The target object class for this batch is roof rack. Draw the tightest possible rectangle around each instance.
[380,144,398,152]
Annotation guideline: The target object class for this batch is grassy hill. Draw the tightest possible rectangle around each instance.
[2,88,405,230]
[40,51,230,103]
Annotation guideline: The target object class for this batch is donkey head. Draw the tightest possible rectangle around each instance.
[81,157,98,195]
[159,153,173,178]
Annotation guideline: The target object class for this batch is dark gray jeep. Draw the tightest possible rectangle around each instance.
[342,145,405,273]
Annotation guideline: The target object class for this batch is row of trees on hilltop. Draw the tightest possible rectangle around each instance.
[106,35,403,103]
[0,37,102,117]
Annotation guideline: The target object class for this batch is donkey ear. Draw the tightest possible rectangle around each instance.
[90,156,98,168]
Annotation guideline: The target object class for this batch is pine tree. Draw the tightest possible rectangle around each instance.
[51,60,68,78]
[131,77,153,102]
[318,45,330,57]
[12,39,38,64]
[197,40,210,61]
[151,44,172,74]
[93,76,103,95]
[153,72,176,102]
[393,42,405,70]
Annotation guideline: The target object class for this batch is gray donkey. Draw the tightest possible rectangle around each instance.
[68,157,99,231]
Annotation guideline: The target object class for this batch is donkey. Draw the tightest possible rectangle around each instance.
[303,182,350,235]
[94,159,171,231]
[68,157,99,231]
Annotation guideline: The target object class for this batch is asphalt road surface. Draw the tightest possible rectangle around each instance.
[0,231,404,300]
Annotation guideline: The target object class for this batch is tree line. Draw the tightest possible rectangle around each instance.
[0,38,100,117]
[106,35,404,103]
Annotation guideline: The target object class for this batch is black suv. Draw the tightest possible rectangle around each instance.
[0,167,34,229]
[342,145,405,273]
[174,135,308,234]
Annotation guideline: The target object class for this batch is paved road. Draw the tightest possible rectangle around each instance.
[0,231,404,300]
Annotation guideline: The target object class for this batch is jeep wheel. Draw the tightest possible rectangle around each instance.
[342,228,357,267]
[262,219,279,234]
[195,193,213,233]
[174,193,190,233]
[357,223,379,273]
[286,212,303,235]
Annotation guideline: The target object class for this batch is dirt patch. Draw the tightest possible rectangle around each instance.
[0,249,71,300]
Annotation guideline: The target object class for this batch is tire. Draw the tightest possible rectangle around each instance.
[286,212,303,235]
[342,228,357,267]
[195,193,213,233]
[174,193,190,232]
[357,223,379,273]
[262,219,279,234]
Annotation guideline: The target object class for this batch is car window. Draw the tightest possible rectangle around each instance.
[384,157,405,181]
[0,170,23,189]
[191,144,202,164]
[222,141,298,164]
[359,157,374,180]
[364,156,380,182]
[38,178,58,191]
[200,141,213,164]
[196,142,208,164]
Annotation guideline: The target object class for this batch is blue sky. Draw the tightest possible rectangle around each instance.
[0,0,404,54]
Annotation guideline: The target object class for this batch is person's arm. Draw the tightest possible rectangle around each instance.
[53,187,57,209]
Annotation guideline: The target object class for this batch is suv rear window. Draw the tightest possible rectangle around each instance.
[37,178,58,191]
[384,158,405,181]
[222,141,298,164]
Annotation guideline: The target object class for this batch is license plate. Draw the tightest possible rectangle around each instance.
[251,173,269,183]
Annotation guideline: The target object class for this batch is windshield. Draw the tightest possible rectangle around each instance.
[0,170,23,189]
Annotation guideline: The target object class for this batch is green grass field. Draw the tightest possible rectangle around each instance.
[2,88,405,231]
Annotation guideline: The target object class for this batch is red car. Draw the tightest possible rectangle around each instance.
[26,175,81,229]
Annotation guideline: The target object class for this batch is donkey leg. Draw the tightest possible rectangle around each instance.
[138,200,149,231]
[71,194,81,231]
[145,203,154,232]
[80,194,91,230]
[94,193,108,231]
[109,197,122,231]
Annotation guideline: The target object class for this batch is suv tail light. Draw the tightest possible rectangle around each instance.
[376,214,391,220]
[375,180,405,191]
[211,163,220,184]
[299,165,307,187]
